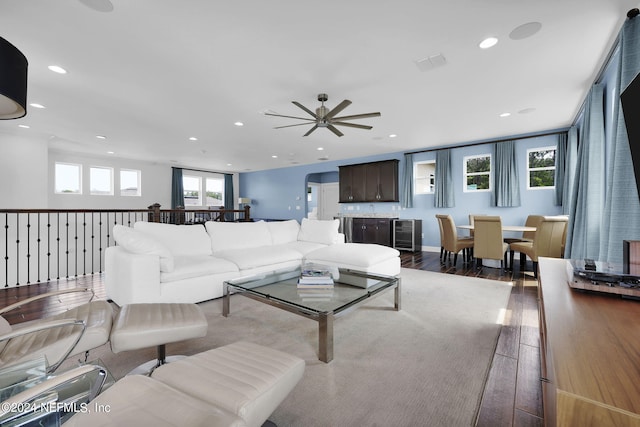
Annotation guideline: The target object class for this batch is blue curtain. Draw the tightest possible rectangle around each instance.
[599,14,640,263]
[224,174,234,221]
[554,133,567,206]
[434,149,454,208]
[565,84,606,260]
[171,167,184,209]
[401,153,414,208]
[562,127,578,215]
[492,140,520,207]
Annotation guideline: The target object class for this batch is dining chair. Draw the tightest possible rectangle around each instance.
[509,216,568,277]
[435,214,474,266]
[503,214,544,245]
[473,216,509,270]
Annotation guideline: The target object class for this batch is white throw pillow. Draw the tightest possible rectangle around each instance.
[297,218,340,245]
[133,222,212,257]
[112,225,174,272]
[267,220,301,245]
[205,221,272,253]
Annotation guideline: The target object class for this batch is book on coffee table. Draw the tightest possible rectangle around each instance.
[298,267,334,287]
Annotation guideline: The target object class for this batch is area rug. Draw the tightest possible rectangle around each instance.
[78,268,512,427]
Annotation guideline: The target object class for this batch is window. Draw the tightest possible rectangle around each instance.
[527,146,556,189]
[55,163,82,194]
[183,175,202,206]
[464,154,491,192]
[90,166,113,195]
[414,161,436,194]
[120,169,141,196]
[205,177,224,206]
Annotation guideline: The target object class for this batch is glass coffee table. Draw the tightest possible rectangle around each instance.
[223,266,400,363]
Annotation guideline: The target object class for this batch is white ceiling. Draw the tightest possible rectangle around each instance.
[0,0,638,172]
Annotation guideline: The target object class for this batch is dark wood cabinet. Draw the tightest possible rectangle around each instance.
[351,218,392,246]
[339,160,399,203]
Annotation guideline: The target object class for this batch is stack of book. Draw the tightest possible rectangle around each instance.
[297,267,335,288]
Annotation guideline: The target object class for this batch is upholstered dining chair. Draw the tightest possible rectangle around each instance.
[503,214,544,245]
[509,216,568,278]
[473,216,510,270]
[0,288,113,373]
[435,214,474,266]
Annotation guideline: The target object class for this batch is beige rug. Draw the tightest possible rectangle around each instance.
[75,268,512,427]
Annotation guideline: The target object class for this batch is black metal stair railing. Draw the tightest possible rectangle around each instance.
[1,204,250,288]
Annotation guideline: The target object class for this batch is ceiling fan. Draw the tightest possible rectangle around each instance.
[265,93,381,137]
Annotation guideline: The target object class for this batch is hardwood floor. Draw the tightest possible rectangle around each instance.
[0,251,542,426]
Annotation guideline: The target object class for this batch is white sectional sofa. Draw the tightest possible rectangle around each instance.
[105,219,400,306]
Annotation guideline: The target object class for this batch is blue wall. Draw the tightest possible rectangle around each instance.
[240,133,564,248]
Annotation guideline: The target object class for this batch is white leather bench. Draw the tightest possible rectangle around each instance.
[65,341,305,427]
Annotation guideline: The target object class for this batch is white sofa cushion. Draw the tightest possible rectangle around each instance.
[160,256,239,283]
[297,218,340,245]
[266,220,300,245]
[134,222,212,257]
[215,246,303,270]
[113,225,174,272]
[205,221,272,253]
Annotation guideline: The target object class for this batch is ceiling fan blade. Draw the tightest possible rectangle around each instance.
[332,112,381,121]
[325,99,352,119]
[303,124,319,136]
[292,101,317,118]
[264,112,316,121]
[332,121,373,130]
[274,122,317,129]
[327,124,344,137]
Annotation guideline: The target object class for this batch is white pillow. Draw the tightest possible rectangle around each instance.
[205,221,272,253]
[267,220,300,245]
[133,222,212,257]
[112,225,174,272]
[297,218,340,245]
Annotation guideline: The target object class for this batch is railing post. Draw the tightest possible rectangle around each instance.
[243,205,251,222]
[148,203,161,223]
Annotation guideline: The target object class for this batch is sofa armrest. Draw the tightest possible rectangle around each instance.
[105,246,162,305]
[337,233,346,244]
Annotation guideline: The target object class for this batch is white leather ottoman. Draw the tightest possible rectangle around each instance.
[110,303,208,373]
[304,243,401,287]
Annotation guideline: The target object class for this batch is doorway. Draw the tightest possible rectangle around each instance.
[306,172,339,220]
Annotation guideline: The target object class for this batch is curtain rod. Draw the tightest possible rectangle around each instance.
[405,129,569,156]
[172,166,231,176]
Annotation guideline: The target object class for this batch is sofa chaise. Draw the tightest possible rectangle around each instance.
[105,218,400,306]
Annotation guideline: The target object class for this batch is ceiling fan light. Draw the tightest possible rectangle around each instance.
[0,37,28,120]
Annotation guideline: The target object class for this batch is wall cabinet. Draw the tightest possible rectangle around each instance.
[351,218,392,246]
[339,160,399,203]
[393,219,422,252]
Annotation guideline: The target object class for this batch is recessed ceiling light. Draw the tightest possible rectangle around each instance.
[479,37,498,49]
[234,122,244,127]
[317,147,324,151]
[29,103,45,109]
[499,112,511,117]
[96,135,106,140]
[226,163,232,166]
[18,124,30,129]
[389,134,397,138]
[271,155,278,159]
[189,137,198,141]
[48,65,67,74]
[107,151,115,154]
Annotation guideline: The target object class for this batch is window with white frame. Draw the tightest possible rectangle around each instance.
[527,146,556,189]
[414,161,436,194]
[90,166,114,195]
[463,154,491,192]
[183,175,202,206]
[120,169,141,196]
[205,177,224,206]
[55,162,82,194]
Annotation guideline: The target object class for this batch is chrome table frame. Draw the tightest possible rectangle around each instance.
[222,268,400,363]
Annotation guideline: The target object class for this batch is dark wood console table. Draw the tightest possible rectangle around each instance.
[538,257,640,426]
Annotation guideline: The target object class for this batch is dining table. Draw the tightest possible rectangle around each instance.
[457,224,536,233]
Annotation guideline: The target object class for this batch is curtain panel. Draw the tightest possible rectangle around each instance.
[562,127,578,215]
[224,174,234,221]
[554,133,568,206]
[599,14,640,263]
[401,153,414,208]
[565,84,606,260]
[434,149,454,208]
[171,167,184,209]
[492,140,520,207]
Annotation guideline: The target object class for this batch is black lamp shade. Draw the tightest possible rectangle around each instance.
[0,37,28,119]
